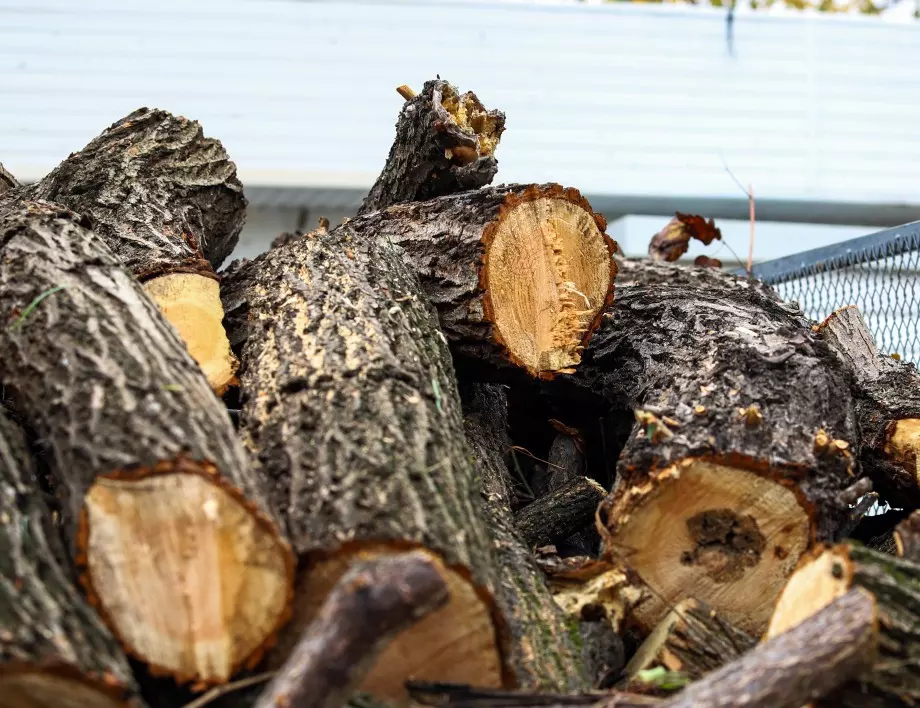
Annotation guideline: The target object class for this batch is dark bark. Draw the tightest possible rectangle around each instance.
[0,202,293,684]
[661,588,877,708]
[24,107,246,274]
[514,477,606,549]
[895,510,920,561]
[817,305,920,509]
[547,434,585,492]
[461,383,589,693]
[343,184,617,378]
[0,161,18,193]
[253,553,449,708]
[544,259,857,635]
[359,79,505,216]
[624,598,755,691]
[222,226,506,702]
[0,408,143,708]
[406,682,659,707]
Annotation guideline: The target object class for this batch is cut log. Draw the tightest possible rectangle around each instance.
[461,382,589,692]
[816,305,920,508]
[24,108,246,393]
[514,477,606,549]
[340,184,617,378]
[661,588,877,708]
[0,202,293,685]
[551,259,858,636]
[0,408,143,708]
[359,78,505,216]
[766,542,920,706]
[222,226,505,704]
[253,552,449,708]
[624,598,754,691]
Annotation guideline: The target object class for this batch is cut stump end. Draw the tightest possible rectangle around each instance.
[0,669,132,708]
[602,458,810,636]
[143,273,238,395]
[78,459,294,684]
[485,187,615,377]
[284,545,503,705]
[885,418,920,482]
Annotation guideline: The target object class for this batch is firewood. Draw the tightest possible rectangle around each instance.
[0,408,143,708]
[461,382,589,692]
[0,202,293,685]
[222,225,505,703]
[514,477,606,549]
[661,588,877,708]
[341,184,617,378]
[623,598,754,692]
[406,681,660,707]
[252,552,449,708]
[22,109,246,394]
[766,542,920,706]
[816,305,920,508]
[359,78,505,216]
[548,259,858,636]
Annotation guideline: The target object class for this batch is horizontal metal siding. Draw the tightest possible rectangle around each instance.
[0,0,918,208]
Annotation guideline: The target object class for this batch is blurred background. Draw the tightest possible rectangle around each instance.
[2,0,919,354]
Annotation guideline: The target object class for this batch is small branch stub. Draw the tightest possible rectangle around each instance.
[396,84,417,101]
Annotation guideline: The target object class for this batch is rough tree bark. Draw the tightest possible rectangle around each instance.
[341,184,616,378]
[766,542,920,707]
[222,225,506,704]
[22,108,246,393]
[545,259,858,636]
[0,408,144,708]
[460,382,589,693]
[661,588,877,708]
[817,305,920,509]
[253,553,449,708]
[0,161,18,193]
[623,598,755,691]
[0,202,293,685]
[513,477,606,549]
[359,78,505,216]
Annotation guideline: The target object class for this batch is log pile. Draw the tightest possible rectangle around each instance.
[2,77,919,708]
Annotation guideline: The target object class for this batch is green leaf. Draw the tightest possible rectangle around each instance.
[9,285,68,330]
[636,666,691,690]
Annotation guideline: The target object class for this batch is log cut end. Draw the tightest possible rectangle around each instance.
[287,545,503,705]
[885,418,920,482]
[0,669,134,708]
[77,457,294,684]
[765,545,851,639]
[143,273,238,394]
[484,186,616,377]
[601,458,811,636]
[438,83,504,161]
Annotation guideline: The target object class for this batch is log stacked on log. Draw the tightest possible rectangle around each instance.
[4,76,920,708]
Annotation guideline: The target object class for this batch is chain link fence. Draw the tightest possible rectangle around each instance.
[742,220,920,365]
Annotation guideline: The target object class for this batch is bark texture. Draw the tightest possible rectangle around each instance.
[344,184,616,377]
[661,588,877,708]
[461,383,589,693]
[359,79,505,215]
[253,553,449,708]
[817,305,920,509]
[407,683,659,707]
[24,107,246,274]
[0,201,292,683]
[222,225,506,701]
[514,477,606,549]
[0,408,143,708]
[624,598,755,689]
[544,259,857,635]
[0,162,17,193]
[895,511,920,561]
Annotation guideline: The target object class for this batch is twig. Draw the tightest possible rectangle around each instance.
[396,84,417,101]
[9,284,67,330]
[182,672,275,708]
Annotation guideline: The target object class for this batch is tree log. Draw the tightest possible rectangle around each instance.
[767,542,920,706]
[222,226,505,704]
[549,259,857,636]
[461,382,589,692]
[359,78,505,216]
[23,108,246,393]
[661,588,876,708]
[0,408,144,708]
[816,305,920,509]
[0,202,293,684]
[624,598,754,691]
[253,552,449,708]
[342,184,616,378]
[514,477,606,549]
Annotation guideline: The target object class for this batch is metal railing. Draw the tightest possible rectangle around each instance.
[740,220,920,365]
